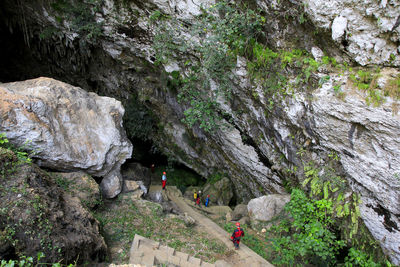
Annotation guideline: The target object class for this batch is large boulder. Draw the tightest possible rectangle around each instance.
[231,204,248,221]
[203,177,233,206]
[247,194,291,222]
[0,148,107,264]
[0,77,133,198]
[121,162,152,192]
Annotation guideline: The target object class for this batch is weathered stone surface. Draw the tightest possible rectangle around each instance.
[309,76,400,263]
[121,190,144,201]
[53,171,101,209]
[203,177,234,206]
[303,0,400,66]
[0,149,106,264]
[121,162,152,191]
[225,211,232,223]
[100,171,122,198]
[123,180,140,193]
[248,195,290,222]
[239,216,250,226]
[231,204,248,221]
[182,212,196,227]
[331,16,348,42]
[0,77,133,198]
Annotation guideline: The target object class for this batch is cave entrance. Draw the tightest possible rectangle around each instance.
[122,137,206,194]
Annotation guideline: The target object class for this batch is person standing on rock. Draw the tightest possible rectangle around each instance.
[231,222,245,250]
[161,171,167,190]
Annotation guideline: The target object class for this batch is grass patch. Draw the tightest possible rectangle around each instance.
[93,194,226,264]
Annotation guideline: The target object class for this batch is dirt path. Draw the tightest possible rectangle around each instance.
[156,185,274,267]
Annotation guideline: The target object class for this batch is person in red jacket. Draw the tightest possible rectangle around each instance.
[231,222,245,250]
[161,171,167,190]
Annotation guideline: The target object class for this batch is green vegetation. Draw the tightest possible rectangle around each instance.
[0,252,75,267]
[269,189,345,266]
[348,68,384,106]
[206,172,225,185]
[0,134,76,266]
[268,188,392,266]
[0,133,32,165]
[151,0,400,130]
[267,147,392,266]
[123,95,155,141]
[49,0,103,42]
[247,44,329,111]
[345,67,400,108]
[151,1,265,132]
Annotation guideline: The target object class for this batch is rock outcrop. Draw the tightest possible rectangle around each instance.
[247,195,291,222]
[0,77,133,198]
[121,162,152,192]
[203,177,234,206]
[0,147,107,264]
[231,204,248,221]
[303,0,400,66]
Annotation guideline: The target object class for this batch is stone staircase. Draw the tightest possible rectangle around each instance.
[128,234,230,267]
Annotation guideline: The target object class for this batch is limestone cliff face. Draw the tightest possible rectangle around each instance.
[0,0,400,263]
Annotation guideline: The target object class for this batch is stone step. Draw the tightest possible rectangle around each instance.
[129,234,226,267]
[175,251,189,262]
[188,256,201,265]
[141,253,155,266]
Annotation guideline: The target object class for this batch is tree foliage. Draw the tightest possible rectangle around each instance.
[151,1,265,132]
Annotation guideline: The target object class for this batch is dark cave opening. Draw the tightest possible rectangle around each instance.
[122,137,206,194]
[0,26,49,83]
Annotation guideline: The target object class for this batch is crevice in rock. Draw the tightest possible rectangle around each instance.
[367,203,399,232]
[239,131,273,169]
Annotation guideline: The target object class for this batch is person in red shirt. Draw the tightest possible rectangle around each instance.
[161,172,167,190]
[230,222,245,249]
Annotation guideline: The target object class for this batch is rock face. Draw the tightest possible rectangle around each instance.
[0,147,107,264]
[303,0,400,66]
[1,0,400,263]
[0,77,133,198]
[231,204,248,221]
[203,177,234,206]
[247,195,291,222]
